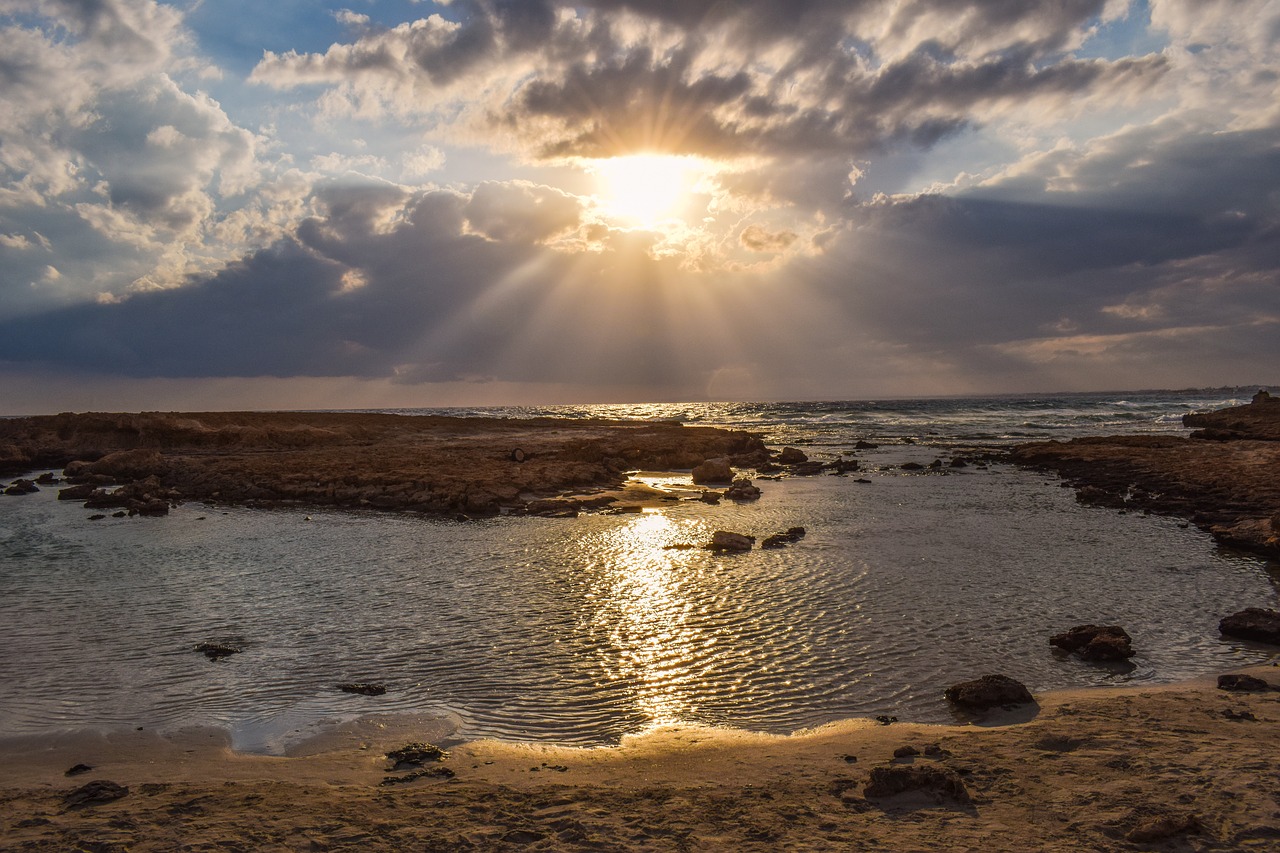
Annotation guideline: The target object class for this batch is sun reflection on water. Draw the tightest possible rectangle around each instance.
[590,510,706,731]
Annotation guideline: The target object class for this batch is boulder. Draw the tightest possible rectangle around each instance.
[35,472,59,484]
[724,478,761,500]
[1219,608,1280,645]
[943,674,1034,710]
[778,447,808,464]
[829,459,859,474]
[1049,625,1135,660]
[691,457,733,485]
[708,531,755,552]
[854,440,879,450]
[58,483,97,501]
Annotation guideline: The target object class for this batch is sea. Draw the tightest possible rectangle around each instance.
[1,388,1277,754]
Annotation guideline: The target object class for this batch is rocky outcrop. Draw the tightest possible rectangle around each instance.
[1217,674,1269,692]
[1219,608,1280,645]
[724,478,761,500]
[1049,625,1135,661]
[3,478,38,495]
[943,674,1034,710]
[0,411,765,518]
[1010,401,1280,559]
[863,765,971,804]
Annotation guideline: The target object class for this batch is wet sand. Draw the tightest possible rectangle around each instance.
[2,667,1278,851]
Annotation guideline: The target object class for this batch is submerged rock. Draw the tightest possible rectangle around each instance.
[1049,625,1135,660]
[195,642,241,660]
[337,682,387,696]
[762,527,807,548]
[944,674,1034,710]
[1219,608,1280,645]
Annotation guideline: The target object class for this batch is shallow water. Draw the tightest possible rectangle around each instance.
[2,435,1277,754]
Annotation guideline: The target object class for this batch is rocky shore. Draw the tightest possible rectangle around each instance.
[1010,395,1280,559]
[0,411,766,518]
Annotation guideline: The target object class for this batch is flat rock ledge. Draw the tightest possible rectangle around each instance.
[1008,399,1280,559]
[0,411,765,519]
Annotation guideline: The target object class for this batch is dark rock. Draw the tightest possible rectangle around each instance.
[1222,708,1257,721]
[755,461,781,474]
[708,530,755,552]
[691,457,733,485]
[900,462,925,471]
[863,765,970,803]
[1049,624,1135,660]
[828,459,860,474]
[698,490,722,504]
[1251,389,1273,404]
[944,674,1034,710]
[386,742,448,768]
[131,498,170,516]
[789,461,826,476]
[510,448,526,462]
[928,459,943,469]
[194,642,240,660]
[64,780,129,808]
[949,458,969,468]
[111,511,126,518]
[35,472,59,484]
[725,478,761,500]
[1220,608,1280,644]
[1218,673,1269,692]
[874,715,897,726]
[337,682,387,696]
[778,447,808,464]
[923,744,947,757]
[4,478,38,495]
[854,440,879,449]
[88,514,106,521]
[893,745,920,759]
[65,763,93,776]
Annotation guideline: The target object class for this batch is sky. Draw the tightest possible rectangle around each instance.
[0,0,1277,412]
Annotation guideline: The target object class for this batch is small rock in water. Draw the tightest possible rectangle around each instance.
[195,642,241,660]
[698,490,722,504]
[1049,624,1135,660]
[87,514,106,521]
[1217,673,1269,692]
[337,682,387,696]
[778,447,808,464]
[724,478,761,501]
[65,763,93,776]
[707,530,755,552]
[4,478,39,495]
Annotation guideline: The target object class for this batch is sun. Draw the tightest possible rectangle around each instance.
[590,154,699,227]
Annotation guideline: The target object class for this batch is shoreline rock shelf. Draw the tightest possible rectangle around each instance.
[1009,398,1280,559]
[0,411,766,519]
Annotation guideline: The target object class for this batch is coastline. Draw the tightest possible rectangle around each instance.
[3,665,1279,851]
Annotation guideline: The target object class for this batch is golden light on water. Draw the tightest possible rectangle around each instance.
[593,510,704,730]
[590,154,702,228]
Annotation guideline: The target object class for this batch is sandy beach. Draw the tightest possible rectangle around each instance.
[2,666,1279,851]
